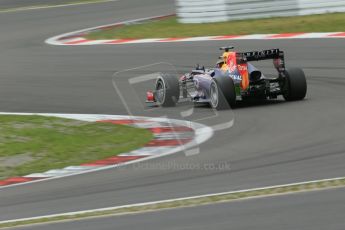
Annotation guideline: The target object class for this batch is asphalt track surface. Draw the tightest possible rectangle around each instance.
[0,0,345,226]
[11,187,345,230]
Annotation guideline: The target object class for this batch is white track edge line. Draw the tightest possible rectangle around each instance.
[1,175,344,224]
[0,0,117,13]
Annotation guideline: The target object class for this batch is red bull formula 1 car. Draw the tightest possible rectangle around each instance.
[146,46,307,110]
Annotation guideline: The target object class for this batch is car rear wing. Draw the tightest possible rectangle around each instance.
[237,49,286,73]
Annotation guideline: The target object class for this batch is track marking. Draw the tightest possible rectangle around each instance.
[45,14,174,45]
[0,0,117,14]
[1,176,344,228]
[45,15,345,46]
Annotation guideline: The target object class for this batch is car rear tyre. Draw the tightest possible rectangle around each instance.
[210,76,236,110]
[155,74,180,107]
[283,67,307,101]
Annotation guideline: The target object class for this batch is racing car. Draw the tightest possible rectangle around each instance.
[146,46,307,110]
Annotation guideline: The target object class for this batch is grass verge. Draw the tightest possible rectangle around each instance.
[0,115,153,179]
[1,177,344,228]
[86,13,345,40]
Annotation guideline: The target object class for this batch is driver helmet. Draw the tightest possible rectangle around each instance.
[222,52,230,64]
